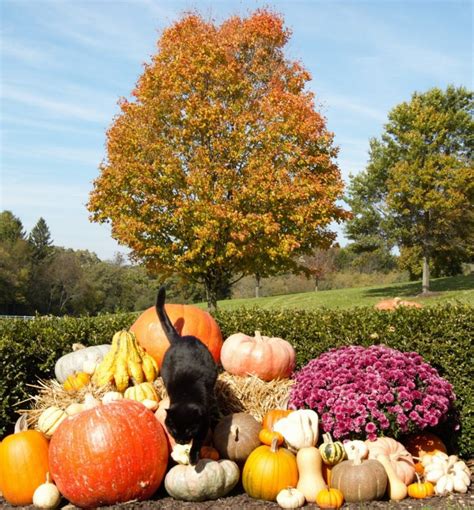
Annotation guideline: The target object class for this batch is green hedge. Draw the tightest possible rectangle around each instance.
[1,304,472,457]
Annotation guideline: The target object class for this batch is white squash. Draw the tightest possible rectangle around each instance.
[101,391,124,405]
[424,454,471,494]
[171,443,192,465]
[37,407,68,438]
[276,487,305,509]
[32,473,61,509]
[54,344,110,383]
[273,409,319,452]
[164,459,240,501]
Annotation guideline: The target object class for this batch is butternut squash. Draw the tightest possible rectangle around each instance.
[377,454,408,501]
[296,446,327,503]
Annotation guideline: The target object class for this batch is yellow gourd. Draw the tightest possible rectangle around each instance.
[376,454,408,501]
[296,446,327,503]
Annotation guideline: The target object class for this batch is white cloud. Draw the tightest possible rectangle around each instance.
[1,87,110,123]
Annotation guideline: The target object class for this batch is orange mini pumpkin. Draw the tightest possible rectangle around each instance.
[316,487,344,509]
[258,428,284,446]
[407,478,435,499]
[199,446,220,461]
[63,371,91,392]
[130,302,222,368]
[0,428,50,506]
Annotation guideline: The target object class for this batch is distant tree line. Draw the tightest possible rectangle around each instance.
[0,211,204,316]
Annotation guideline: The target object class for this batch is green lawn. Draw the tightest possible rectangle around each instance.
[201,273,474,310]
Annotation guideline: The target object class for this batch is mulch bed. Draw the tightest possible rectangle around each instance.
[2,484,473,510]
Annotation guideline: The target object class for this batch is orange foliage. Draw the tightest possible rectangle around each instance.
[88,9,348,308]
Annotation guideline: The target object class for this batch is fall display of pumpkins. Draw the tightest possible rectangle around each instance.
[1,297,471,509]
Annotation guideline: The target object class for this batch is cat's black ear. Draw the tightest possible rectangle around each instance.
[189,403,203,419]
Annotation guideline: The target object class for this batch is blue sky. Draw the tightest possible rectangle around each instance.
[1,0,472,261]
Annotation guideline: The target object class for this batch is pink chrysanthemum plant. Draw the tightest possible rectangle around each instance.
[289,345,456,441]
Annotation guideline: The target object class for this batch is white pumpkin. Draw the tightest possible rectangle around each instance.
[164,459,240,501]
[273,409,319,452]
[32,473,61,509]
[344,439,369,461]
[276,487,305,509]
[424,454,471,494]
[54,344,110,383]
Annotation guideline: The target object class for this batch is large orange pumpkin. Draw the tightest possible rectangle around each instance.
[0,429,49,506]
[49,400,169,508]
[130,303,223,367]
[220,331,295,381]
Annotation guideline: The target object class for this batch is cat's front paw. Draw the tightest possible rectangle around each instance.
[189,447,200,466]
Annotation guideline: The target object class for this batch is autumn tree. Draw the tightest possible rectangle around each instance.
[345,86,473,293]
[88,10,347,310]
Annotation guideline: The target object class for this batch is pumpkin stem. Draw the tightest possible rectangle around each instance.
[14,414,29,433]
[45,472,52,484]
[352,451,363,466]
[254,331,264,342]
[270,437,280,453]
[230,424,239,441]
[322,432,333,444]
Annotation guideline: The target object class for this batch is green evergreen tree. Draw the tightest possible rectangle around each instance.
[28,217,53,261]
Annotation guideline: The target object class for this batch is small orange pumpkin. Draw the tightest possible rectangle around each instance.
[0,423,50,506]
[262,409,293,431]
[63,372,90,392]
[199,446,220,461]
[407,474,435,499]
[258,428,284,446]
[316,487,344,509]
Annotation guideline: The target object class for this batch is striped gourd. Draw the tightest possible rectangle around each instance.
[319,433,346,465]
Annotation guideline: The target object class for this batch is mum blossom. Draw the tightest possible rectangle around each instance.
[289,345,456,441]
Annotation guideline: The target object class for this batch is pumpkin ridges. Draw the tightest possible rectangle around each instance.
[0,430,50,506]
[131,304,222,368]
[49,401,169,507]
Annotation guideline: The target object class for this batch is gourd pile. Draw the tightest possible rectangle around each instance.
[0,300,471,509]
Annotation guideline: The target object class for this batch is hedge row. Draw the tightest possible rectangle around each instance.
[0,304,472,457]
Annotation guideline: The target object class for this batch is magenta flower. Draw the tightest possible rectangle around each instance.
[289,345,456,440]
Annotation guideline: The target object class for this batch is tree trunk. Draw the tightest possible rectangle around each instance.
[422,255,430,294]
[205,281,218,313]
[314,276,319,291]
[255,273,261,298]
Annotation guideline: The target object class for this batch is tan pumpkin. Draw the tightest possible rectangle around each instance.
[213,413,261,464]
[220,331,295,381]
[331,454,388,502]
[366,437,415,485]
[164,459,239,501]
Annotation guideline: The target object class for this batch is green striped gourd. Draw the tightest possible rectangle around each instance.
[319,432,346,465]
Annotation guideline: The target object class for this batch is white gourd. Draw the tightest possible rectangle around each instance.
[343,440,369,460]
[32,473,61,509]
[54,344,110,383]
[273,409,319,451]
[276,487,306,509]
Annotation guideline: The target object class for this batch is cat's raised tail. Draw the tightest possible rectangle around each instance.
[156,286,181,344]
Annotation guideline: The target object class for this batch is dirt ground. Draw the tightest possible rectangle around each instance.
[2,484,473,510]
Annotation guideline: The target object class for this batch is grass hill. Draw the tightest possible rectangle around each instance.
[202,273,474,311]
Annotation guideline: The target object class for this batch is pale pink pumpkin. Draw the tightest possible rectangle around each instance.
[220,331,295,381]
[366,437,416,485]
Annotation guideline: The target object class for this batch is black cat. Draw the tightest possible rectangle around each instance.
[156,286,218,465]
